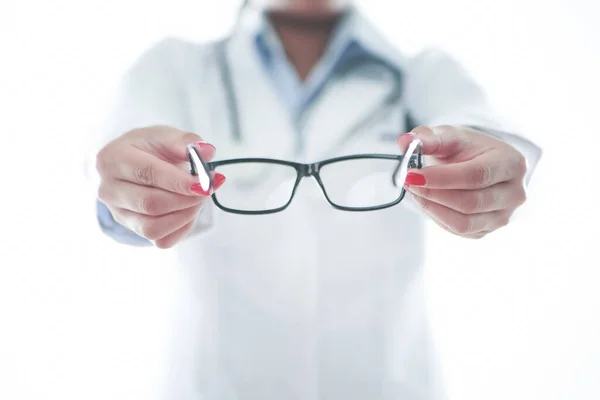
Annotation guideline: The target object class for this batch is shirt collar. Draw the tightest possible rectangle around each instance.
[248,5,408,73]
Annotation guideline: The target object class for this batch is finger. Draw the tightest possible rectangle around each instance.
[412,193,510,235]
[99,146,206,196]
[154,220,195,249]
[430,218,489,239]
[134,129,215,164]
[174,141,217,171]
[398,126,469,158]
[112,204,202,242]
[406,182,519,214]
[98,179,208,216]
[191,141,217,162]
[464,231,490,239]
[405,151,520,190]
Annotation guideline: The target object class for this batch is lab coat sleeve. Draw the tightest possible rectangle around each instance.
[401,48,542,215]
[85,38,212,246]
[403,48,542,184]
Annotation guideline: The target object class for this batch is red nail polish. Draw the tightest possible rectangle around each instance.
[190,183,210,196]
[212,173,226,191]
[190,173,226,195]
[404,172,426,186]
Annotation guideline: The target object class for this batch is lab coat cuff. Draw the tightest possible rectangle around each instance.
[96,200,153,247]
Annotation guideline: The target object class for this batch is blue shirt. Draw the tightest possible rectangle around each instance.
[255,12,373,121]
[98,10,390,245]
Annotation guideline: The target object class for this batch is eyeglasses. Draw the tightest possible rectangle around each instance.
[187,139,423,215]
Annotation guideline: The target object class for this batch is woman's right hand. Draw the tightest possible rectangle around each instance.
[96,125,225,248]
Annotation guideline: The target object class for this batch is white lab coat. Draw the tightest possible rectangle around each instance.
[91,9,541,400]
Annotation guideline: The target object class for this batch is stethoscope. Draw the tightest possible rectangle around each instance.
[188,2,422,195]
[214,1,417,145]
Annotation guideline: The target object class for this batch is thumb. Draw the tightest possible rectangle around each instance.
[397,125,467,158]
[142,127,216,164]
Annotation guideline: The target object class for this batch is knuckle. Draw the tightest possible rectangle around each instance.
[97,183,111,203]
[471,232,488,240]
[497,212,511,228]
[170,178,187,195]
[454,216,473,235]
[133,164,156,186]
[154,221,194,249]
[515,154,528,177]
[458,191,483,214]
[469,163,492,187]
[154,239,175,249]
[492,187,504,206]
[514,186,527,207]
[139,218,163,241]
[138,195,160,216]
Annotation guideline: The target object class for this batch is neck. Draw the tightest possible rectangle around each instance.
[267,11,343,81]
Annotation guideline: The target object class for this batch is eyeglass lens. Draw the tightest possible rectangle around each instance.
[211,157,407,212]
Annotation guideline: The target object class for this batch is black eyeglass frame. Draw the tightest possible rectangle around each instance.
[189,149,423,215]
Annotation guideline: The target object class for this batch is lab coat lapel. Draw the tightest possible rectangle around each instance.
[225,31,297,159]
[300,9,409,160]
[301,75,392,160]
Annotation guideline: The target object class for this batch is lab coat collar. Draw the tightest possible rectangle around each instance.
[341,6,409,71]
[238,4,409,73]
[224,5,410,162]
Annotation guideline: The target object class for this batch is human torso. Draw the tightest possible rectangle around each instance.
[157,26,443,398]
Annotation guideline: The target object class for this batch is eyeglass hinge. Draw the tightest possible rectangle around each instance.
[409,154,422,169]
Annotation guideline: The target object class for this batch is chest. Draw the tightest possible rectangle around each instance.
[185,40,410,159]
[190,64,421,231]
[178,51,425,307]
[182,46,422,237]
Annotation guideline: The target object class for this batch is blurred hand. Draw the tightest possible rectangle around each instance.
[397,125,528,239]
[96,125,225,248]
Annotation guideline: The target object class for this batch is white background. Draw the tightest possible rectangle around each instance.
[1,0,599,399]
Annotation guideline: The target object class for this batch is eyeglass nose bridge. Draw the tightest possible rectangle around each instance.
[300,163,320,178]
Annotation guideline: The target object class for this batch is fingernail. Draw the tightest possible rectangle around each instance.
[190,183,210,196]
[195,141,216,150]
[190,173,226,196]
[195,141,216,159]
[396,132,414,144]
[212,173,226,191]
[404,172,426,186]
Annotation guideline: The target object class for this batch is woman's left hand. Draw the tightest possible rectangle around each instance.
[397,125,528,239]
